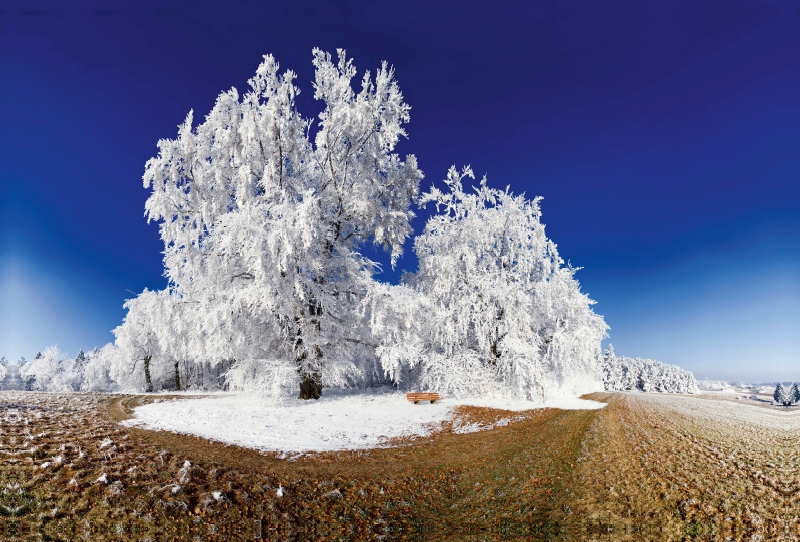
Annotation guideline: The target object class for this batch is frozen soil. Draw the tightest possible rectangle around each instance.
[0,391,798,540]
[0,391,597,540]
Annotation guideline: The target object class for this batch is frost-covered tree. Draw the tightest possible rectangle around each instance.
[790,383,800,405]
[18,346,77,392]
[19,346,119,392]
[599,347,623,390]
[106,289,238,393]
[22,355,37,390]
[0,357,7,386]
[141,49,421,399]
[111,289,175,392]
[376,166,607,400]
[772,382,797,406]
[600,346,699,394]
[80,346,119,392]
[774,383,788,406]
[73,349,87,382]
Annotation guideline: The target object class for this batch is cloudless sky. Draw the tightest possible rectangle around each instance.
[1,0,799,380]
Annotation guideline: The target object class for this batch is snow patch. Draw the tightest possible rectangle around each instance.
[121,390,606,452]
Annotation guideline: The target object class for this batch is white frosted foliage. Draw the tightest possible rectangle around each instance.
[10,49,704,405]
[600,345,699,394]
[134,49,421,396]
[376,166,608,401]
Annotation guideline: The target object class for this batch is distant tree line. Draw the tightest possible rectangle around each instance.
[599,345,700,395]
[1,342,702,399]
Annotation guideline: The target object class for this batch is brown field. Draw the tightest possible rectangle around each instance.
[0,390,796,541]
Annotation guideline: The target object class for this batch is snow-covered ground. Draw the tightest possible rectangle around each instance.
[121,390,606,453]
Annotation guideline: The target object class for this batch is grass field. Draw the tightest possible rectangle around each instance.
[0,391,796,540]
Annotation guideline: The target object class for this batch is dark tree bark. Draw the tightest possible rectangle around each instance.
[295,345,323,400]
[488,307,506,366]
[295,301,324,400]
[143,355,153,393]
[298,371,322,400]
[174,360,181,391]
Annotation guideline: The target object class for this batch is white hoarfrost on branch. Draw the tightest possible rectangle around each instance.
[19,346,76,392]
[137,49,421,398]
[13,346,117,392]
[375,166,608,400]
[13,49,703,404]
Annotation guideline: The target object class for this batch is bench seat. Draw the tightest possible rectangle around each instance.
[406,392,441,404]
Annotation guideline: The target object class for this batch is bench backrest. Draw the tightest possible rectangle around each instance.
[406,392,441,399]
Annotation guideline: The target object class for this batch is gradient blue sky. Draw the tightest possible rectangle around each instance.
[1,0,799,380]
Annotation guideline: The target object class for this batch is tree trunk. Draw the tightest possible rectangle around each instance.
[174,360,181,391]
[489,323,502,366]
[296,341,323,400]
[299,371,322,400]
[143,355,153,393]
[489,308,505,366]
[295,301,324,400]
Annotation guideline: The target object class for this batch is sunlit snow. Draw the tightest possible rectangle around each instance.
[121,390,606,453]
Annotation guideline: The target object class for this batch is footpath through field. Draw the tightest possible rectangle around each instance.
[565,392,800,540]
[0,391,796,540]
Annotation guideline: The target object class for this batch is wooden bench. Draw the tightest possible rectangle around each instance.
[406,392,440,404]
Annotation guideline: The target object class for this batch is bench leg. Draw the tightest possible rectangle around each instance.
[430,400,436,404]
[414,400,419,404]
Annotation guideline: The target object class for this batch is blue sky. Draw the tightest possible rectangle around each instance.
[1,0,799,380]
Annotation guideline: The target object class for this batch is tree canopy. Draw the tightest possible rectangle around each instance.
[16,50,629,402]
